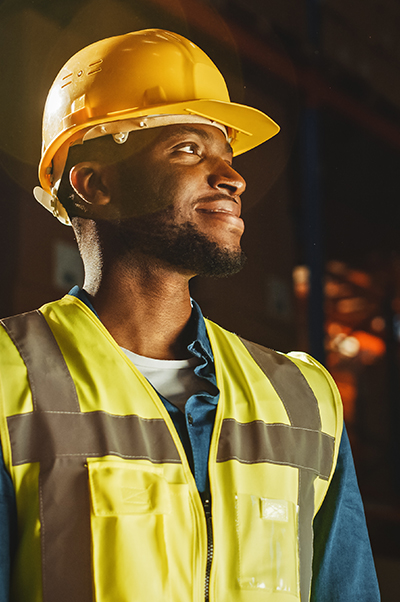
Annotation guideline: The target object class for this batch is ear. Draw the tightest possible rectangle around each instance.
[69,162,112,207]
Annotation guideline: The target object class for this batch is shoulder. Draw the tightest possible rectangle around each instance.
[207,318,342,410]
[206,319,343,438]
[242,337,343,435]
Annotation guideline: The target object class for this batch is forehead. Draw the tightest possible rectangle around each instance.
[153,123,233,155]
[67,123,233,168]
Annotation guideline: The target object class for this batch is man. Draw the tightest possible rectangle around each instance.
[0,29,379,601]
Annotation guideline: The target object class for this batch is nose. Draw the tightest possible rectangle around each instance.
[208,159,246,196]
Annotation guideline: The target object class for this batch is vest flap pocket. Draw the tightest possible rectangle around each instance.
[88,461,170,516]
[235,493,299,596]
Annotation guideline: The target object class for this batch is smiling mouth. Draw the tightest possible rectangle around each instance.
[195,196,242,216]
[195,200,244,233]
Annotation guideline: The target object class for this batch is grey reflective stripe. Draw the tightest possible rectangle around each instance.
[1,310,79,412]
[2,311,91,602]
[236,336,335,602]
[1,310,181,602]
[298,470,316,602]
[217,420,334,479]
[8,411,181,466]
[39,458,93,602]
[239,337,321,430]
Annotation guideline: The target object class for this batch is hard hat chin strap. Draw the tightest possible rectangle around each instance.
[33,186,72,226]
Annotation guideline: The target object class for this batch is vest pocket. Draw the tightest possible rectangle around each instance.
[235,493,299,597]
[88,461,172,601]
[89,460,170,516]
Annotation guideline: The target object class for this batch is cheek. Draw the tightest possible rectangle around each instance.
[152,170,196,218]
[117,160,199,220]
[116,163,169,217]
[164,165,204,203]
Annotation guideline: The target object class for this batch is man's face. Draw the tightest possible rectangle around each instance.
[110,123,247,277]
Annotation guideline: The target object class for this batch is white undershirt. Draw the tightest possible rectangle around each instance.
[121,347,209,412]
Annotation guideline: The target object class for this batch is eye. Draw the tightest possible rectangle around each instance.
[176,143,199,155]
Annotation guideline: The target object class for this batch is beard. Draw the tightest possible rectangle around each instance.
[116,209,247,278]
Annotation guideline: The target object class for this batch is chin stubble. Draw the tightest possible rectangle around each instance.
[119,214,247,278]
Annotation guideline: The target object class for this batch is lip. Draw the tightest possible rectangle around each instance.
[194,196,244,231]
[195,198,244,233]
[195,195,241,215]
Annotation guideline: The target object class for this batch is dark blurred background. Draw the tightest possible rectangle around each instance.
[1,0,399,597]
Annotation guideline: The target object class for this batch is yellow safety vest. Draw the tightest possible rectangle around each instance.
[0,295,342,602]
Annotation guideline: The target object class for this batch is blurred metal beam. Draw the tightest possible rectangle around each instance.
[148,0,400,149]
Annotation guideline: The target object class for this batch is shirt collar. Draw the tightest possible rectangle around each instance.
[68,285,99,318]
[188,299,214,364]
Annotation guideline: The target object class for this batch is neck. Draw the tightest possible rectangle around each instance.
[83,254,194,360]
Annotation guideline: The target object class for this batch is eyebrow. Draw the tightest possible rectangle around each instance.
[167,125,233,156]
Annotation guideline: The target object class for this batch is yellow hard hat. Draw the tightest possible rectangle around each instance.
[35,29,280,225]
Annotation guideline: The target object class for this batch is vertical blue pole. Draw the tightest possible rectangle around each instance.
[302,0,325,363]
[301,107,325,363]
[306,0,321,47]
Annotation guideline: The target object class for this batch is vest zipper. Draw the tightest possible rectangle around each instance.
[203,498,213,602]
